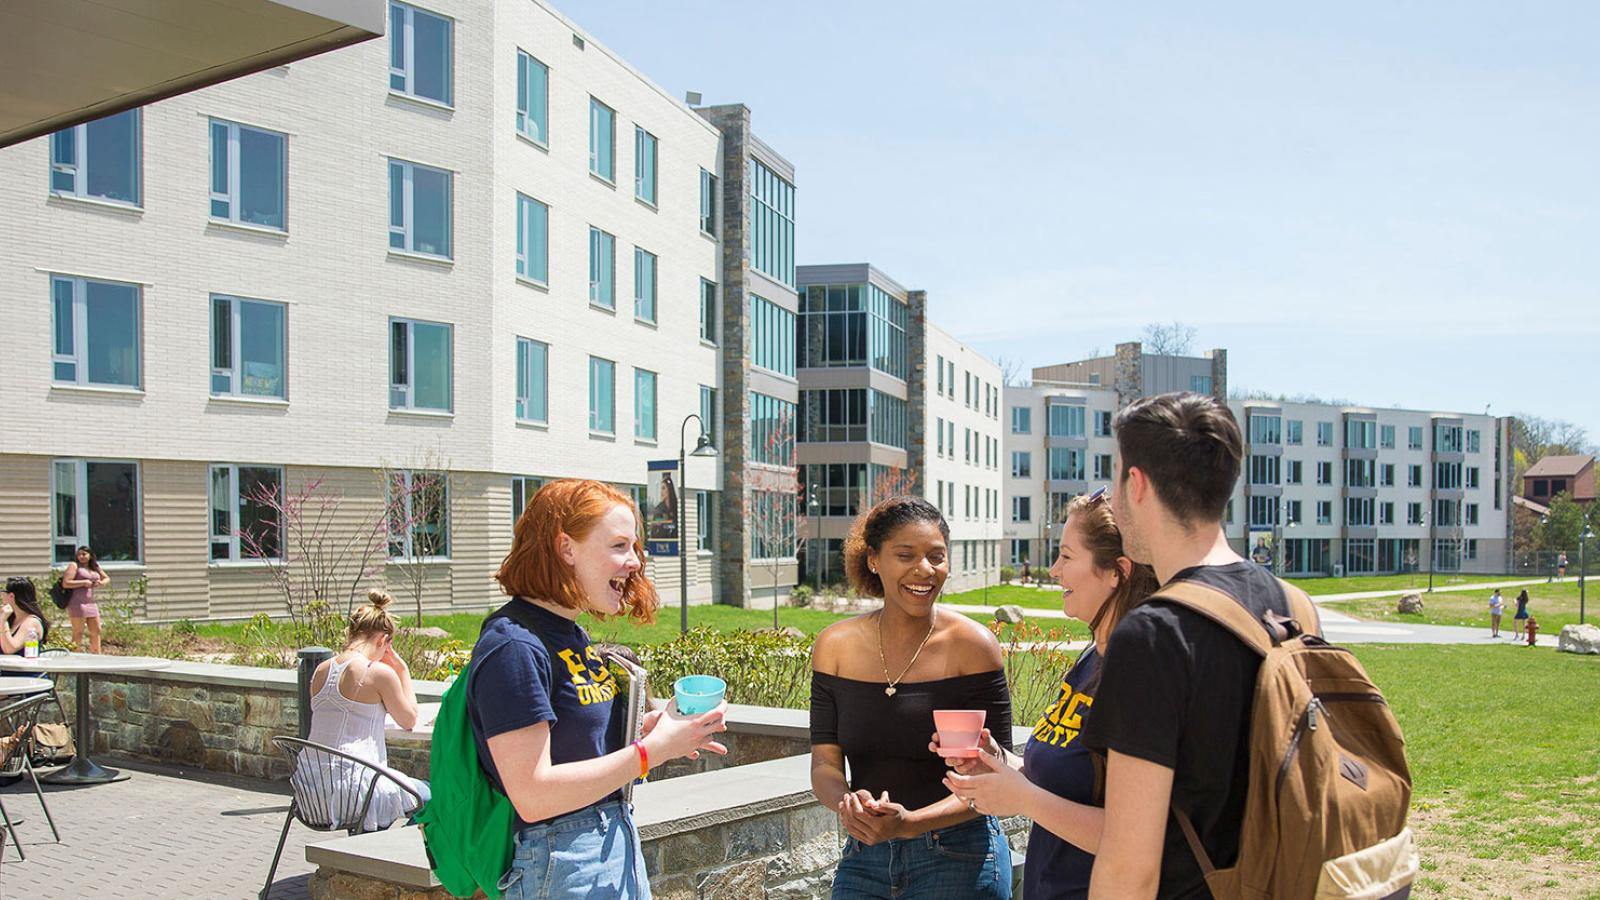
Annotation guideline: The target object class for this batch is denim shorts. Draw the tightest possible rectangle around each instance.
[831,815,1012,900]
[497,800,651,900]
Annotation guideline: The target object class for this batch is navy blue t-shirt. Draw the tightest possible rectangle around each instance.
[1021,646,1102,900]
[467,599,620,827]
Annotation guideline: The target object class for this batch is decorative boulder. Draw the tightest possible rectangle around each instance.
[401,626,452,640]
[1557,624,1600,655]
[1396,592,1425,614]
[994,605,1027,624]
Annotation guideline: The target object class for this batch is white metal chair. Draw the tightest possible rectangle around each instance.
[0,691,63,860]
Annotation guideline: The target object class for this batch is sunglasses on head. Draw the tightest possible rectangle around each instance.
[1086,486,1110,504]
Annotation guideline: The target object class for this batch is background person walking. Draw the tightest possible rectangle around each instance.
[62,545,109,653]
[1512,589,1531,634]
[1488,589,1505,638]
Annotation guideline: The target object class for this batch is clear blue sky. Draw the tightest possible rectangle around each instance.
[571,1,1598,438]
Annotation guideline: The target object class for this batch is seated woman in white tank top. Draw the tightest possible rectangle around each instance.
[292,589,429,831]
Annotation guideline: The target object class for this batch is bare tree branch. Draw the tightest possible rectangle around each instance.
[1140,321,1197,356]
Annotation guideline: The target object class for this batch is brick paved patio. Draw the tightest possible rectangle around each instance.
[1,757,319,899]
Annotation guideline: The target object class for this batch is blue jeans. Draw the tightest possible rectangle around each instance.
[498,800,651,900]
[832,816,1012,900]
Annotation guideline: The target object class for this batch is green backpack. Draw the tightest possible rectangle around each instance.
[414,653,516,899]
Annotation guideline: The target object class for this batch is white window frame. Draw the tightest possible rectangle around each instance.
[51,458,142,564]
[208,118,287,231]
[515,336,548,424]
[389,1,453,107]
[634,368,658,441]
[589,97,615,182]
[388,158,452,258]
[515,49,549,144]
[589,356,616,434]
[634,247,657,323]
[210,294,287,399]
[208,464,285,561]
[634,126,658,205]
[589,227,615,308]
[699,279,717,344]
[50,110,142,206]
[51,274,142,389]
[511,476,543,527]
[389,317,453,412]
[699,168,718,236]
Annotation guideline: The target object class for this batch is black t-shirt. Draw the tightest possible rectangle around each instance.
[811,669,1011,812]
[1080,562,1290,899]
[1022,646,1102,900]
[467,599,620,828]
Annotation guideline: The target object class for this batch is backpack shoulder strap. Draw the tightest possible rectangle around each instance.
[1151,580,1276,657]
[1278,579,1322,638]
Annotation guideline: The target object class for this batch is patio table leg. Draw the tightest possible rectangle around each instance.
[40,673,127,785]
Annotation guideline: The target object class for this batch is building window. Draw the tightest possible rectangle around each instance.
[750,392,797,466]
[936,356,946,395]
[634,369,657,441]
[1379,502,1395,525]
[634,127,658,205]
[516,194,549,284]
[750,158,795,287]
[209,119,286,230]
[515,50,549,143]
[387,470,449,559]
[1435,462,1462,490]
[210,295,285,398]
[588,227,615,308]
[1466,503,1479,526]
[1284,419,1303,445]
[1408,426,1424,450]
[697,491,714,552]
[869,391,908,450]
[1094,453,1113,480]
[698,279,718,343]
[1316,461,1332,485]
[1249,455,1281,485]
[1408,502,1423,525]
[1433,499,1459,527]
[1285,459,1303,484]
[515,337,548,423]
[796,283,906,379]
[1048,404,1085,438]
[1316,501,1332,525]
[1467,467,1480,489]
[1408,464,1423,487]
[1048,448,1085,481]
[1434,424,1464,453]
[1249,496,1279,528]
[1012,452,1031,479]
[1346,459,1375,488]
[1345,419,1376,450]
[750,294,795,376]
[1380,425,1396,449]
[935,417,945,455]
[52,459,141,563]
[589,97,615,182]
[1380,463,1395,487]
[1012,496,1031,523]
[700,386,718,443]
[1248,413,1282,445]
[389,318,452,411]
[388,159,452,257]
[388,1,452,105]
[510,476,543,527]
[51,275,141,388]
[1467,430,1481,453]
[588,357,615,434]
[806,464,867,517]
[209,465,283,561]
[1011,407,1032,434]
[1346,497,1375,527]
[634,247,658,323]
[1286,499,1302,524]
[1094,410,1112,437]
[699,168,718,236]
[50,109,141,205]
[802,390,866,442]
[1190,375,1213,394]
[751,491,797,559]
[1317,421,1333,446]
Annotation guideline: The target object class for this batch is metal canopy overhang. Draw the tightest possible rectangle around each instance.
[1,0,385,149]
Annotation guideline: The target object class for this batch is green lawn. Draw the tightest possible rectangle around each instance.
[1327,580,1599,634]
[1285,573,1524,596]
[943,583,1064,610]
[1353,644,1600,898]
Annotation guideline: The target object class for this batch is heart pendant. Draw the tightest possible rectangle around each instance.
[884,686,896,697]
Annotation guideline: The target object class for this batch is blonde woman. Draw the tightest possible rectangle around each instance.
[294,589,428,831]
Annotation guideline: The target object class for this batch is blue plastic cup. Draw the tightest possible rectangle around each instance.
[673,675,726,716]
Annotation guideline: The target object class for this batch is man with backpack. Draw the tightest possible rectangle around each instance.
[1083,392,1414,899]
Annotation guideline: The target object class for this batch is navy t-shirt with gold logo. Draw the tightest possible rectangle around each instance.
[1021,645,1102,900]
[467,599,619,827]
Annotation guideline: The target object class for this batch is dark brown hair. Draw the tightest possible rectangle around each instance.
[496,479,660,624]
[1113,392,1242,525]
[843,496,950,598]
[1063,495,1159,638]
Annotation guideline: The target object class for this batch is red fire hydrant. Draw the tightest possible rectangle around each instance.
[1525,616,1539,647]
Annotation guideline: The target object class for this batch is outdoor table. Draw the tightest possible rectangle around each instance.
[383,702,440,738]
[0,654,170,784]
[0,677,54,697]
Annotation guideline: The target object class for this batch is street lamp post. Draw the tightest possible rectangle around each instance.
[678,414,718,636]
[1426,511,1435,593]
[1582,525,1594,626]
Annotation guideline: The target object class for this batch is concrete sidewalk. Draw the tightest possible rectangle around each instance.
[1,757,317,899]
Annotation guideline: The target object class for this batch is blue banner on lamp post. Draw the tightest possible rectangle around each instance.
[645,459,680,557]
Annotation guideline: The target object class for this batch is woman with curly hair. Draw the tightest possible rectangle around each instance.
[942,489,1160,899]
[809,495,1013,899]
[469,479,728,899]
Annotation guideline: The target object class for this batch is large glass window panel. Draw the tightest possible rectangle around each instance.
[50,110,140,204]
[635,127,657,204]
[589,228,614,307]
[52,277,76,382]
[750,294,795,376]
[389,319,451,411]
[1249,414,1281,445]
[210,295,286,398]
[515,50,548,143]
[389,2,452,105]
[699,169,718,235]
[634,248,657,322]
[635,369,657,440]
[700,279,717,343]
[515,337,548,423]
[750,158,795,287]
[388,470,450,559]
[589,98,615,181]
[589,357,615,433]
[516,194,549,283]
[52,460,142,563]
[206,120,290,228]
[388,159,452,257]
[700,386,718,443]
[1047,404,1085,438]
[51,276,140,388]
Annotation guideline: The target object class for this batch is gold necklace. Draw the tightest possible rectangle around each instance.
[877,608,937,697]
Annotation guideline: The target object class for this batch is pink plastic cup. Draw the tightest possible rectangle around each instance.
[933,709,987,758]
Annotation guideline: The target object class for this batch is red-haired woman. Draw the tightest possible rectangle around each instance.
[469,480,727,899]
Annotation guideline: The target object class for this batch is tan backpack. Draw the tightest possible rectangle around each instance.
[1155,579,1418,900]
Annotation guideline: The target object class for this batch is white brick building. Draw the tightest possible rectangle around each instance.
[924,324,1005,593]
[0,0,736,619]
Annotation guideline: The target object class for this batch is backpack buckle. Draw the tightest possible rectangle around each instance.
[1262,611,1304,644]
